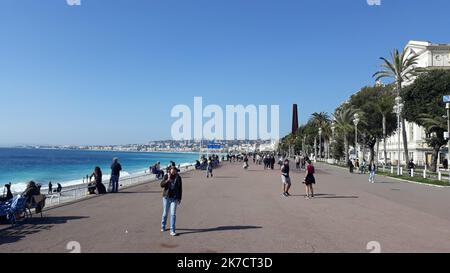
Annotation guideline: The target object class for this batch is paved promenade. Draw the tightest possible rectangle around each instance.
[1,161,450,253]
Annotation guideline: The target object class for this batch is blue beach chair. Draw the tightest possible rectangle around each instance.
[0,195,30,225]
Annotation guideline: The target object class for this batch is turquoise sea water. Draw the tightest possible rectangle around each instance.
[0,148,199,192]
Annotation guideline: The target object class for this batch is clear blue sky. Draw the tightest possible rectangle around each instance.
[1,0,449,146]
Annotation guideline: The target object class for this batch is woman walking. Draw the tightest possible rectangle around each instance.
[303,160,316,199]
[368,160,376,183]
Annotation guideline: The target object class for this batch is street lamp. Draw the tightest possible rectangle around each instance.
[393,96,404,175]
[330,122,336,161]
[319,127,322,160]
[353,113,360,160]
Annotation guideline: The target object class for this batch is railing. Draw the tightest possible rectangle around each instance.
[319,159,450,184]
[44,163,196,208]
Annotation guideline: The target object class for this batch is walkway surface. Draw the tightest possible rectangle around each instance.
[1,162,450,253]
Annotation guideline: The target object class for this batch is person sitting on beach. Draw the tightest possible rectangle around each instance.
[0,183,13,202]
[90,166,107,194]
[20,181,46,214]
[56,183,62,194]
[152,162,164,179]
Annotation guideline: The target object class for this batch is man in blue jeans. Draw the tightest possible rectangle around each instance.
[160,166,183,236]
[110,157,122,193]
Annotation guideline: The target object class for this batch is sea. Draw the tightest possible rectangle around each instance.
[0,148,200,193]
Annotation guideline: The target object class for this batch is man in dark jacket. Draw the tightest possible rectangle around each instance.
[160,166,182,236]
[110,157,122,193]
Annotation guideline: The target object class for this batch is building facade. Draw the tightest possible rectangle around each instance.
[378,40,450,167]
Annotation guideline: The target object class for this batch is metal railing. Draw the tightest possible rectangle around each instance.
[44,163,196,207]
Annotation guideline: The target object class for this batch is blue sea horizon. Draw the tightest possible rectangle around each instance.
[0,148,200,193]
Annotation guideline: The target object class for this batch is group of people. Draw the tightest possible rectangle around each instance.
[281,158,316,199]
[347,158,377,183]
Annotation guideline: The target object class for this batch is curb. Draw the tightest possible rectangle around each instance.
[321,162,450,188]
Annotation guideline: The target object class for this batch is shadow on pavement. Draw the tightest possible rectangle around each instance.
[118,191,162,194]
[0,216,88,245]
[177,225,262,235]
[290,194,359,199]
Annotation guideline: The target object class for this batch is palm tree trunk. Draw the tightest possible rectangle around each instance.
[383,115,387,165]
[397,82,409,167]
[432,147,439,172]
[402,118,409,167]
[344,136,349,162]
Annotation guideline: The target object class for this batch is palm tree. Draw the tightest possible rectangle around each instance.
[333,107,357,162]
[310,112,331,159]
[373,48,420,167]
[375,93,395,165]
[418,114,447,172]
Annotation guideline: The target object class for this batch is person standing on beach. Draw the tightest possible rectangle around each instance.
[303,160,316,199]
[281,159,291,197]
[110,157,122,193]
[160,166,183,236]
[48,181,53,194]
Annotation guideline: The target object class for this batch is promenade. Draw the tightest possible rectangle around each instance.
[1,161,450,253]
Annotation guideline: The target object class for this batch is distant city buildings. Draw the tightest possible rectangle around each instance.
[24,139,277,154]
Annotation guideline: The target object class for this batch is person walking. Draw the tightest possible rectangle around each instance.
[295,155,301,169]
[368,160,376,183]
[408,159,416,176]
[243,155,249,169]
[270,155,275,170]
[160,166,183,236]
[348,159,354,173]
[354,159,360,174]
[281,159,291,197]
[303,160,316,199]
[110,157,122,193]
[360,159,367,174]
[206,159,213,178]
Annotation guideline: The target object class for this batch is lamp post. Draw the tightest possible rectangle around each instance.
[353,113,360,161]
[446,102,450,183]
[318,127,322,160]
[331,122,335,161]
[393,96,404,176]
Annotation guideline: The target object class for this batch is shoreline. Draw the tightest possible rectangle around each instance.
[1,146,203,155]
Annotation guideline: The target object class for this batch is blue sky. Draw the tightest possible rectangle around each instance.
[1,0,450,145]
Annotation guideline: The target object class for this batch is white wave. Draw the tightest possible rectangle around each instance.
[7,161,195,194]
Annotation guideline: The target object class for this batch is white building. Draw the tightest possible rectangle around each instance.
[378,40,450,167]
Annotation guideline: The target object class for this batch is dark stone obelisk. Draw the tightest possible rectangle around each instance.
[292,104,299,135]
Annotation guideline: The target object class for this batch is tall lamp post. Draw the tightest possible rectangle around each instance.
[393,96,404,176]
[353,114,360,161]
[331,122,336,160]
[319,127,322,160]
